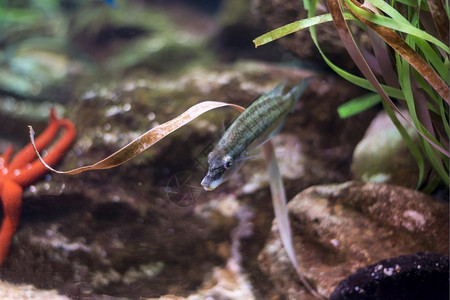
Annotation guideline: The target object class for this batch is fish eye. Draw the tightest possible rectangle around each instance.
[223,156,233,169]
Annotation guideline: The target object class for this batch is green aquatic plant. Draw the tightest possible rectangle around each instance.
[254,0,449,191]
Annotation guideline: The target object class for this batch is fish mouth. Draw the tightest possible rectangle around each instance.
[202,185,215,191]
[201,177,218,191]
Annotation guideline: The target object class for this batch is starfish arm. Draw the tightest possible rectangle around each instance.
[9,108,60,170]
[0,180,23,265]
[0,146,14,169]
[13,113,76,188]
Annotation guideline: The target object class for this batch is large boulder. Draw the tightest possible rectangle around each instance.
[259,181,449,299]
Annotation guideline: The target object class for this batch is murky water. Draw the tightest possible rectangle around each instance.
[1,1,448,300]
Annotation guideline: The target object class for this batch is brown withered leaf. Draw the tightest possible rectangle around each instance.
[29,101,244,174]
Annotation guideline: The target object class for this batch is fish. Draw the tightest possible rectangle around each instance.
[201,79,310,191]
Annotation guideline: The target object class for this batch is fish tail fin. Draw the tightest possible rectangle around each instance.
[287,77,312,110]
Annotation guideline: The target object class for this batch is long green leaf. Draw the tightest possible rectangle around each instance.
[411,69,440,105]
[399,72,448,157]
[396,49,427,186]
[327,65,405,99]
[437,94,450,136]
[338,93,381,118]
[397,46,448,184]
[253,12,357,47]
[423,141,450,183]
[411,36,448,81]
[382,78,427,186]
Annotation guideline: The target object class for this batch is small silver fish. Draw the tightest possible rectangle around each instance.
[201,79,310,191]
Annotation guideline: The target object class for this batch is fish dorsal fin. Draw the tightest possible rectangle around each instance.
[267,81,287,98]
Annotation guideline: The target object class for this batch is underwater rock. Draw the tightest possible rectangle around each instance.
[331,252,450,300]
[351,110,420,188]
[330,252,449,300]
[0,281,70,300]
[151,204,256,300]
[211,0,284,62]
[258,181,449,299]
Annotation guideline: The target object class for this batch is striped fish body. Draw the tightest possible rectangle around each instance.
[201,80,309,191]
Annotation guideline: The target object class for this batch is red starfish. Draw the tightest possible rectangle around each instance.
[0,108,76,265]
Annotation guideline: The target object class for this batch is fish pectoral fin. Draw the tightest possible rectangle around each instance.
[248,119,286,151]
[266,120,286,140]
[262,120,286,145]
